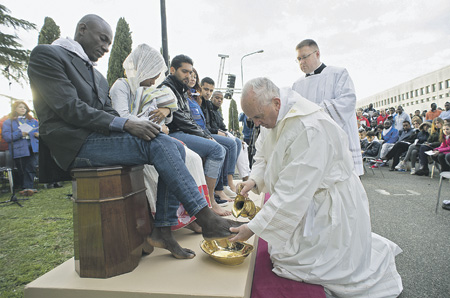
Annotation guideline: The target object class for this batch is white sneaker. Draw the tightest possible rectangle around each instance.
[395,161,404,170]
[223,186,237,198]
[410,168,416,175]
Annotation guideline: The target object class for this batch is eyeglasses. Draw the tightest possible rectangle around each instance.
[296,51,317,63]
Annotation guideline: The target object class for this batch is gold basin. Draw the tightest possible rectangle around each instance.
[200,239,254,266]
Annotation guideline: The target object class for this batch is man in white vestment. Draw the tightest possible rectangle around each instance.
[230,77,403,298]
[292,39,363,176]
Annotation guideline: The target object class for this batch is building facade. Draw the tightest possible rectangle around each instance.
[357,65,450,115]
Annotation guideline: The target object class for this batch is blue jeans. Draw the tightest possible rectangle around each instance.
[169,131,225,179]
[72,132,208,227]
[212,135,241,190]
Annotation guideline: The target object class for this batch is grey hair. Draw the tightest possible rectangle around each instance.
[242,77,280,105]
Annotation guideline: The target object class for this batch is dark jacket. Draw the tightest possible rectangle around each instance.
[28,45,119,180]
[363,140,381,158]
[160,75,211,138]
[427,128,442,148]
[397,128,416,143]
[202,99,227,134]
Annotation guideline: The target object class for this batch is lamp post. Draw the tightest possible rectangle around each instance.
[240,50,264,87]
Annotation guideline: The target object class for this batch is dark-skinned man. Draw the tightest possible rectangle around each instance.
[28,14,240,260]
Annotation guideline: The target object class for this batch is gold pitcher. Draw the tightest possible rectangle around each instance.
[232,185,260,220]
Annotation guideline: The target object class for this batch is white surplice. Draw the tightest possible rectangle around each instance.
[247,88,403,298]
[292,66,363,176]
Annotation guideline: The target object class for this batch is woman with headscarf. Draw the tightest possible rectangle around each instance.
[110,44,209,236]
[2,101,39,196]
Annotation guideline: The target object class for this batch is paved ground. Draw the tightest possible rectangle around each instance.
[360,166,450,298]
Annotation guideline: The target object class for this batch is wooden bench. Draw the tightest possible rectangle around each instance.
[71,165,152,278]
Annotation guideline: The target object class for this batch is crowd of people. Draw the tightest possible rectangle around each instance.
[358,102,450,210]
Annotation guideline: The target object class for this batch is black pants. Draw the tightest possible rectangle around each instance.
[437,153,450,172]
[385,142,410,169]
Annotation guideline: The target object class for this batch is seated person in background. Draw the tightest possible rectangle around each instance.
[200,78,241,195]
[206,90,251,183]
[110,44,209,234]
[399,121,431,174]
[2,101,39,196]
[377,109,388,125]
[439,102,450,121]
[28,15,240,259]
[361,131,381,158]
[356,108,369,127]
[380,120,399,160]
[414,117,444,176]
[383,121,417,171]
[375,124,384,140]
[158,55,231,216]
[414,109,423,121]
[428,122,450,172]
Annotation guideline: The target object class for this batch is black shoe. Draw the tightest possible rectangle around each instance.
[442,203,450,211]
[214,195,228,207]
[415,169,429,176]
[389,168,395,171]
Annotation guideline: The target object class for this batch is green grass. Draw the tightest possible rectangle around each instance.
[0,183,74,298]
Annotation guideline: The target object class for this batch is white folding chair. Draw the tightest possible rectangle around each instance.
[435,171,450,213]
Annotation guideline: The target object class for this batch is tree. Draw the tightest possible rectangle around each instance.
[38,17,60,45]
[107,17,132,87]
[0,4,36,84]
[228,98,240,137]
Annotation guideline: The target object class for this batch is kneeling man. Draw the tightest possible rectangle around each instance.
[230,78,402,297]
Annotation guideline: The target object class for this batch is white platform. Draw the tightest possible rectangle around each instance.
[24,191,262,298]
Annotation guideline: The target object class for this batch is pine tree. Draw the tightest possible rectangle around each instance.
[228,98,240,137]
[38,17,60,45]
[107,17,132,87]
[0,4,36,84]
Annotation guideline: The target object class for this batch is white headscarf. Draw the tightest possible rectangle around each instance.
[123,44,167,96]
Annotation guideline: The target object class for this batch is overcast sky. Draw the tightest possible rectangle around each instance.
[1,0,450,118]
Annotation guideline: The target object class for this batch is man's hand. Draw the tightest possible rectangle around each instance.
[229,224,254,242]
[124,119,160,141]
[236,179,256,197]
[22,131,28,137]
[149,108,170,123]
[217,131,226,137]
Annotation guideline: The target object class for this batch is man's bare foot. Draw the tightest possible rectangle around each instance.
[195,207,245,241]
[185,221,202,233]
[148,227,196,259]
[142,236,154,255]
[216,190,234,202]
[211,200,232,216]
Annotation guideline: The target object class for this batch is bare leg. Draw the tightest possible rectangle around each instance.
[148,227,196,259]
[185,221,202,233]
[206,176,232,216]
[227,175,236,192]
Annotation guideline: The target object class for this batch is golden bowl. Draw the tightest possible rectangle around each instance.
[200,239,254,266]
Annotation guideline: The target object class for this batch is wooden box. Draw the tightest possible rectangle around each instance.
[71,165,151,278]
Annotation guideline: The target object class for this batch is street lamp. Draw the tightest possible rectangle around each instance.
[240,50,264,87]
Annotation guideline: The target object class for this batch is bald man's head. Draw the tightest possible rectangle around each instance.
[74,14,112,62]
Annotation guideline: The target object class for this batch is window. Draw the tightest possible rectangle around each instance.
[420,88,424,95]
[425,86,429,94]
[426,98,430,102]
[439,81,443,90]
[406,93,409,99]
[446,80,450,88]
[415,89,419,97]
[432,84,436,92]
[421,99,424,103]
